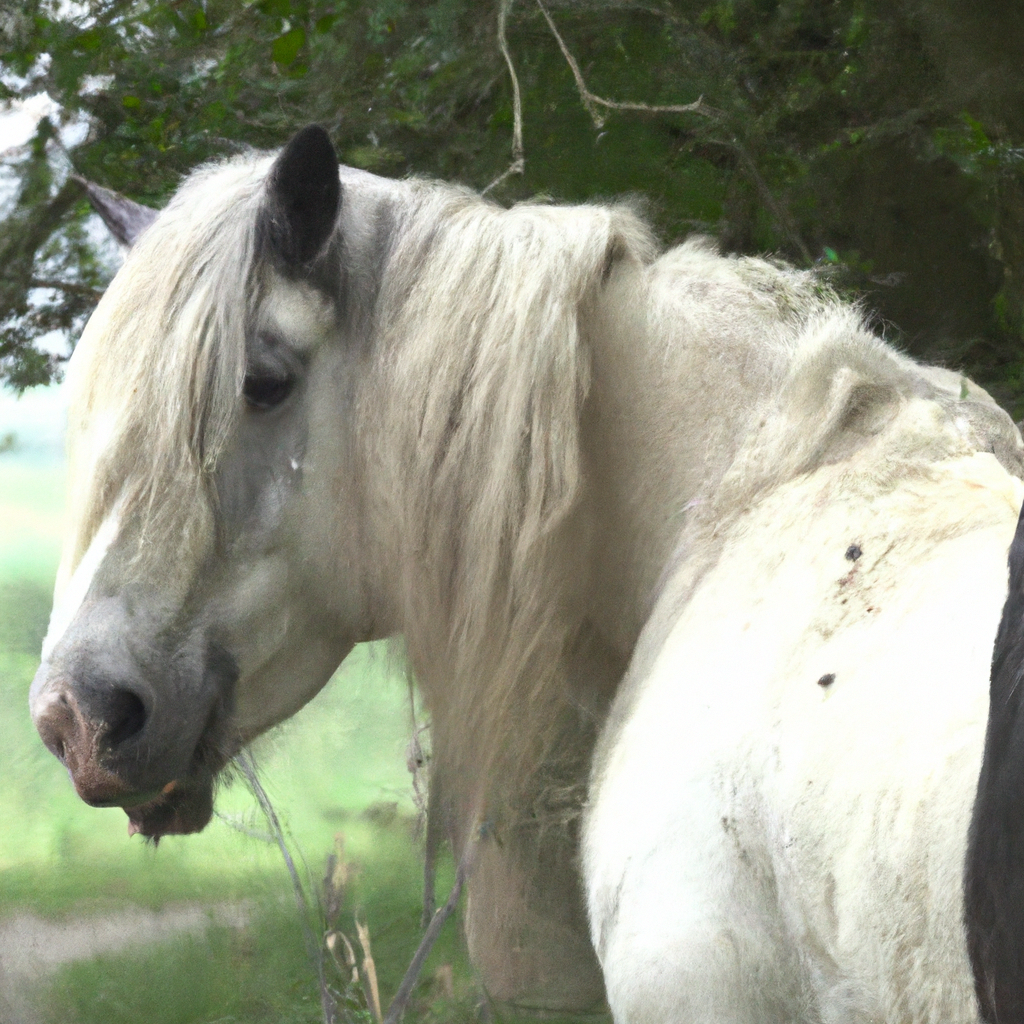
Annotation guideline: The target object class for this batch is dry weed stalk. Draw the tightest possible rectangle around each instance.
[238,740,473,1024]
[356,918,384,1023]
[323,833,383,1023]
[326,929,359,988]
[383,843,475,1024]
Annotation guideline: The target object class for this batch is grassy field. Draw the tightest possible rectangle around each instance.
[0,389,476,1024]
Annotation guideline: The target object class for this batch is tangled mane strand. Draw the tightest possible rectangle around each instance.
[62,157,271,586]
[369,188,658,832]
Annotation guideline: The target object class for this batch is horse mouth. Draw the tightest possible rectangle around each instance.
[125,775,216,838]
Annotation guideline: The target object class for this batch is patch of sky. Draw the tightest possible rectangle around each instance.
[0,73,121,373]
[0,92,59,155]
[186,57,219,84]
[0,53,52,94]
[78,74,113,96]
[0,382,69,464]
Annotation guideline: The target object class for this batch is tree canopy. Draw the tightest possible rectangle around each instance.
[2,0,1023,410]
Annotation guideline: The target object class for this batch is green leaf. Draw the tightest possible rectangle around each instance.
[74,27,103,52]
[257,0,294,17]
[122,95,141,109]
[963,114,991,151]
[272,27,305,67]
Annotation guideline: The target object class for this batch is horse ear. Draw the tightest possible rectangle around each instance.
[73,176,158,249]
[262,125,341,267]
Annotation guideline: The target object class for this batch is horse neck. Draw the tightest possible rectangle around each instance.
[578,259,790,658]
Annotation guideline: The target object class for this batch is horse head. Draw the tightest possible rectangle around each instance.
[29,126,392,837]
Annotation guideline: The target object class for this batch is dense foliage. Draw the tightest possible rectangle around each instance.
[1,0,1022,409]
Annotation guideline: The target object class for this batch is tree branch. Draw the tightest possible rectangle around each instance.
[29,277,104,299]
[535,0,813,263]
[535,0,723,129]
[483,0,526,194]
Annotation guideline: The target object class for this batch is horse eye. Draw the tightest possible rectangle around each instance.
[243,373,295,410]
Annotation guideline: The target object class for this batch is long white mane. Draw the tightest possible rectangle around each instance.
[363,190,659,826]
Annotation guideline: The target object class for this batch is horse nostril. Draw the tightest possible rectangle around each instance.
[102,689,148,748]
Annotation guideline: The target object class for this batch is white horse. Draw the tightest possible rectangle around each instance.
[29,125,1024,1020]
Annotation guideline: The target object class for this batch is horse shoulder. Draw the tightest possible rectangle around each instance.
[585,451,1022,1024]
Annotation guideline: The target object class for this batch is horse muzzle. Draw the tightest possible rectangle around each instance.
[30,638,237,838]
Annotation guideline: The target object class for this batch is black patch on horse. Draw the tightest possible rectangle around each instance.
[966,499,1024,1022]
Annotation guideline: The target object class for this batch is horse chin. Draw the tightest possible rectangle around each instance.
[125,775,215,838]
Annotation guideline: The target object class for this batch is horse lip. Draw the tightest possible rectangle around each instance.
[125,775,215,838]
[87,774,178,806]
[122,707,239,837]
[86,785,167,810]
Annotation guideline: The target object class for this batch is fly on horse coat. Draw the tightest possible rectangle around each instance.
[29,125,1024,1021]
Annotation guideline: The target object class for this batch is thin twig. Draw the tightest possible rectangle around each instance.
[483,0,525,194]
[404,684,430,830]
[535,0,722,129]
[383,846,475,1024]
[403,683,438,928]
[535,0,813,262]
[421,769,442,929]
[29,277,104,299]
[236,751,336,1023]
[732,145,813,263]
[703,138,814,264]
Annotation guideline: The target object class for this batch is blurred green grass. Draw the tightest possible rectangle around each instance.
[0,421,476,1023]
[34,829,472,1024]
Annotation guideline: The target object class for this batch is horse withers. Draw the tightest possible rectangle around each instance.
[30,125,1024,1020]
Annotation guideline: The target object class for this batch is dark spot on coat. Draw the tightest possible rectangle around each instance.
[845,544,862,562]
[817,673,836,688]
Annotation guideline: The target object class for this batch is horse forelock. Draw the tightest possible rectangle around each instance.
[63,157,273,586]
